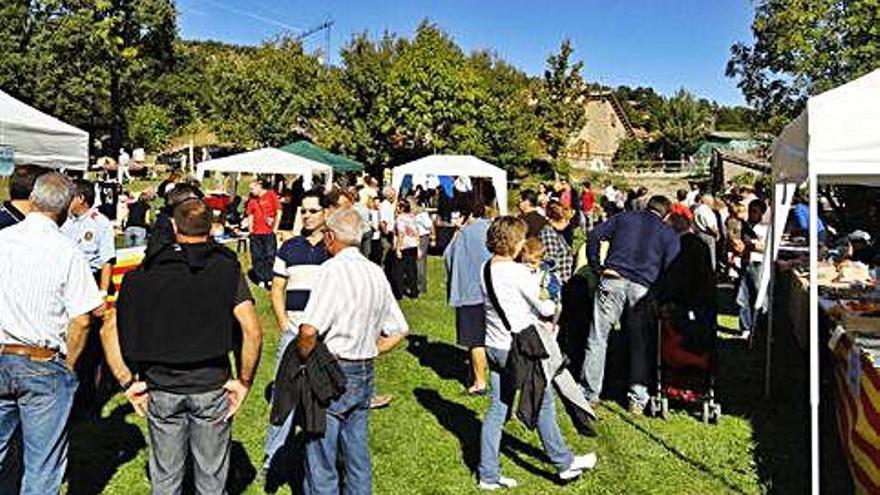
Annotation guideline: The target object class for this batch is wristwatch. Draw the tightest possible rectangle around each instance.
[120,377,135,391]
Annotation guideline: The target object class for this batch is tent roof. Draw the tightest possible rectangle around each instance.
[0,89,89,170]
[196,148,332,186]
[281,140,364,173]
[772,68,880,183]
[392,154,506,180]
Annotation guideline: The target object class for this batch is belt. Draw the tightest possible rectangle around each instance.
[0,344,59,361]
[334,356,373,364]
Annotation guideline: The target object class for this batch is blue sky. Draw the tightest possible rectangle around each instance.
[177,0,755,106]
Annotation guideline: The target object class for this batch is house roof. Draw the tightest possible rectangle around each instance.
[586,90,635,138]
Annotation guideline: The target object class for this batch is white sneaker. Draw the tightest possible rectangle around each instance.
[559,453,598,481]
[478,476,518,490]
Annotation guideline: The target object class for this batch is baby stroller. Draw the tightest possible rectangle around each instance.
[646,305,721,424]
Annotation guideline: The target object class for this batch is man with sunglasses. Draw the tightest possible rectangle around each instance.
[263,188,330,482]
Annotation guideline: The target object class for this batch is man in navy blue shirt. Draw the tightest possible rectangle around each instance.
[263,188,330,482]
[0,165,48,231]
[582,195,680,414]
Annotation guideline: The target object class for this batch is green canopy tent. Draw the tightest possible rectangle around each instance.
[280,140,364,173]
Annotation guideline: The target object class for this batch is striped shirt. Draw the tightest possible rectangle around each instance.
[273,235,329,326]
[301,247,409,360]
[0,214,103,354]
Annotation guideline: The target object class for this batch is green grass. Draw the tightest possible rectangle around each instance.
[61,256,793,495]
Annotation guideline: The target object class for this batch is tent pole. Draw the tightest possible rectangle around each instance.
[808,174,819,495]
[764,184,777,397]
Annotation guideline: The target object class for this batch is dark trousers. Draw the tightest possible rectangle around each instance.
[250,233,277,284]
[394,247,419,299]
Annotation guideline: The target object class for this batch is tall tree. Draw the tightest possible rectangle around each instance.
[657,89,712,160]
[727,0,880,122]
[534,39,586,175]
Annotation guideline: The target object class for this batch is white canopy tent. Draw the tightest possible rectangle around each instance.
[390,155,508,215]
[195,147,333,189]
[753,68,880,495]
[0,89,89,171]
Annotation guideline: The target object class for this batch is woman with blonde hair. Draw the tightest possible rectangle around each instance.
[478,216,595,490]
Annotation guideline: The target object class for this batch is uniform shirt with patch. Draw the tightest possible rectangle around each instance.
[273,235,329,327]
[61,208,116,272]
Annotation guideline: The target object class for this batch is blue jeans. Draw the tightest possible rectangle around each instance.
[250,233,277,284]
[147,387,231,495]
[737,262,761,333]
[0,355,78,495]
[303,360,374,495]
[124,226,148,247]
[264,330,297,468]
[581,276,652,406]
[478,347,573,484]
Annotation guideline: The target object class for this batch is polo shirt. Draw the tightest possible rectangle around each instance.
[0,201,25,230]
[273,235,329,326]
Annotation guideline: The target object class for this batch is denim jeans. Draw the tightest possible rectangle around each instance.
[737,262,761,333]
[250,233,277,284]
[0,355,78,495]
[478,347,574,484]
[581,275,652,406]
[264,330,297,469]
[303,360,374,495]
[417,235,430,294]
[124,226,148,247]
[147,387,231,495]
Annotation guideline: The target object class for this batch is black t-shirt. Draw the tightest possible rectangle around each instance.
[97,181,120,220]
[141,275,254,394]
[126,200,149,229]
[0,201,25,230]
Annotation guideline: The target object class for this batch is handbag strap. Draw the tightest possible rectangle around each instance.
[483,261,512,332]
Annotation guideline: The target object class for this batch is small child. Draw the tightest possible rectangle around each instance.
[520,237,562,305]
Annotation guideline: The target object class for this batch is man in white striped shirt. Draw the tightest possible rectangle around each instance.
[296,207,409,495]
[0,173,103,494]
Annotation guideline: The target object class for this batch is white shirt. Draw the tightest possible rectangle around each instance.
[62,208,116,272]
[414,211,433,236]
[379,200,395,233]
[481,261,556,351]
[750,223,769,264]
[301,247,408,360]
[0,214,102,354]
[604,186,618,202]
[693,204,718,235]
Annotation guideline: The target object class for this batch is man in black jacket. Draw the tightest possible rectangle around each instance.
[100,198,262,494]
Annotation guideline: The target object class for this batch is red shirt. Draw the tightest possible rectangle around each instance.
[581,190,595,212]
[246,191,281,235]
[670,202,694,221]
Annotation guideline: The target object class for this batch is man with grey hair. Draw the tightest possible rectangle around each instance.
[693,194,720,269]
[0,172,104,494]
[294,206,409,494]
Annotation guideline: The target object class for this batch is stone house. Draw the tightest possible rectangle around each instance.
[566,91,635,169]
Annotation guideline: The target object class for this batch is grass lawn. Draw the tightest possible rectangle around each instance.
[62,254,805,494]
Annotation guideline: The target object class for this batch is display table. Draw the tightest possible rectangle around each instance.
[776,265,809,350]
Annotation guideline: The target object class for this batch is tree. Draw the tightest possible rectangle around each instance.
[727,0,880,122]
[128,102,173,151]
[614,136,646,165]
[656,89,712,160]
[534,39,586,176]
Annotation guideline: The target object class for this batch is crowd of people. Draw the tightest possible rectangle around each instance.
[0,162,779,494]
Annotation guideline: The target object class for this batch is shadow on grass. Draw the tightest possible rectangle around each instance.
[66,404,147,495]
[413,388,564,484]
[406,334,470,388]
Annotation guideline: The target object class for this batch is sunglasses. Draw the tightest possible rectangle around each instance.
[301,208,323,214]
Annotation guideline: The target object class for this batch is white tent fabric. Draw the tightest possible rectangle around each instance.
[0,89,89,171]
[755,68,880,495]
[195,147,333,189]
[391,155,508,215]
